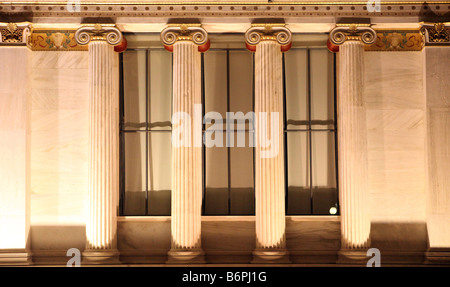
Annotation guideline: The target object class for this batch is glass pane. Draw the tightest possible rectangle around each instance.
[204,50,227,130]
[147,132,172,215]
[230,131,254,215]
[123,50,147,130]
[229,50,253,114]
[204,131,228,215]
[287,132,310,215]
[149,49,172,130]
[310,49,335,130]
[284,49,308,130]
[124,132,146,215]
[228,50,254,132]
[311,132,337,215]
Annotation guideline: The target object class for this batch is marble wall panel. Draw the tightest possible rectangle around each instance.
[30,51,89,230]
[424,47,450,248]
[0,47,31,249]
[364,52,426,223]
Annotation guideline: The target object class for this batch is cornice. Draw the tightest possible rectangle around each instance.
[0,1,449,4]
[0,2,448,19]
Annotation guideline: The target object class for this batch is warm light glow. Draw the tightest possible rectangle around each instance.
[329,207,337,215]
[0,219,27,249]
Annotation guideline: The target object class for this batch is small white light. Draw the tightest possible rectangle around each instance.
[329,206,337,215]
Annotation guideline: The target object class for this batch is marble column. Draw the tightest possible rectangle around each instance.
[421,23,450,264]
[161,24,209,263]
[0,22,32,265]
[75,24,122,264]
[329,24,376,263]
[245,24,292,263]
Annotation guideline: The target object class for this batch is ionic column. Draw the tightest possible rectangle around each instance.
[75,24,122,264]
[0,22,32,265]
[329,24,376,263]
[245,24,292,263]
[161,24,209,263]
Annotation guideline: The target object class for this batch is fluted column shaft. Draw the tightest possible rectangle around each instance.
[75,25,122,263]
[337,40,370,249]
[245,24,292,263]
[161,24,208,263]
[171,41,202,251]
[254,41,286,250]
[86,41,119,251]
[329,25,376,256]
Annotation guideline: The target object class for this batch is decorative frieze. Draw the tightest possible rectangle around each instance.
[15,24,436,52]
[328,25,423,52]
[0,23,30,44]
[30,30,88,51]
[421,22,450,46]
[365,30,423,51]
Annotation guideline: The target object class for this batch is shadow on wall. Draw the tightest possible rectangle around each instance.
[371,222,428,251]
[28,221,429,264]
[418,3,450,22]
[30,225,85,265]
[370,222,429,264]
[31,225,86,251]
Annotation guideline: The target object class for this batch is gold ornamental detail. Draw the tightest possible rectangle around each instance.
[29,30,88,51]
[0,23,30,44]
[365,30,423,52]
[421,23,450,45]
[160,24,208,46]
[75,24,122,46]
[245,24,292,46]
[329,24,377,46]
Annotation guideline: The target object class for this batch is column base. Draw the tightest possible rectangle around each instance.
[166,249,205,264]
[425,248,450,265]
[0,249,32,266]
[337,249,369,265]
[252,249,291,264]
[82,249,121,265]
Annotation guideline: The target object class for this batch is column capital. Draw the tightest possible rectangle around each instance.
[420,22,450,46]
[329,24,376,46]
[245,24,292,52]
[75,24,122,46]
[160,24,209,52]
[0,22,31,45]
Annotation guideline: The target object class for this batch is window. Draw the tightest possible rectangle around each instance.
[284,46,338,215]
[120,42,173,216]
[119,34,338,216]
[203,44,255,215]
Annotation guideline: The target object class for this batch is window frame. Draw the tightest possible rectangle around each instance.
[283,47,339,216]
